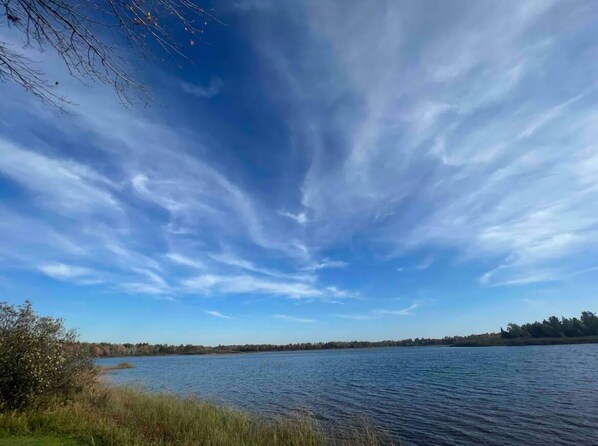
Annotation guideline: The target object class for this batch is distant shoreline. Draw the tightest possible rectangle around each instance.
[450,335,598,347]
[93,336,598,359]
[89,310,598,358]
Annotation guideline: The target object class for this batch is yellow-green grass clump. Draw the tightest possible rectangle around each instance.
[0,385,393,446]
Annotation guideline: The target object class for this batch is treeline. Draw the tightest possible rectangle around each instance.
[84,333,499,357]
[85,311,597,357]
[501,311,598,339]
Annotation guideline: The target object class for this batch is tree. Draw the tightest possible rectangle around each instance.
[505,323,528,338]
[0,301,95,410]
[580,311,598,336]
[1,0,215,108]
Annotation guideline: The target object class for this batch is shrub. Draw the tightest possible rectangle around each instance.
[0,301,96,411]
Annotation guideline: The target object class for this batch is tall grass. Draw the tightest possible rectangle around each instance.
[0,385,394,446]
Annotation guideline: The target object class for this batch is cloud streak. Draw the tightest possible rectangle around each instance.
[206,310,235,319]
[274,314,316,323]
[1,0,598,345]
[336,303,419,320]
[247,0,598,287]
[38,263,103,284]
[181,77,223,98]
[181,274,353,300]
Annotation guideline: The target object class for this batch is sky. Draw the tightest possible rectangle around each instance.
[1,0,598,345]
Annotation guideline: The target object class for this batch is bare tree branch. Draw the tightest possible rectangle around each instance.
[1,0,217,108]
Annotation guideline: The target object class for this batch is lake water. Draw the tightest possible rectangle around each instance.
[98,345,598,445]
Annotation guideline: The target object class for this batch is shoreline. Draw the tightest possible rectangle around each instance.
[0,384,392,446]
[451,335,598,347]
[94,336,598,360]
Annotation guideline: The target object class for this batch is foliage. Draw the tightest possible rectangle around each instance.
[0,0,215,108]
[500,311,598,339]
[0,301,96,411]
[0,385,394,446]
[86,311,598,357]
[84,336,494,358]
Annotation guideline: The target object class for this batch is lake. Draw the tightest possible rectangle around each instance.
[98,344,598,445]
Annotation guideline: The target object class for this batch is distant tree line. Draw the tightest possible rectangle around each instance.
[84,334,501,357]
[83,310,597,357]
[501,311,598,339]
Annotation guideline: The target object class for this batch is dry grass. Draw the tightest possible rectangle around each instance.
[0,385,395,446]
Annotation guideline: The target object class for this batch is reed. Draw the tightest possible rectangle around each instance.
[0,385,394,446]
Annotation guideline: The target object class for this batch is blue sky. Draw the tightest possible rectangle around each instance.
[1,0,597,344]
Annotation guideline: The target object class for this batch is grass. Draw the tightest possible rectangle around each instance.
[0,386,393,446]
[0,435,81,445]
[99,362,135,372]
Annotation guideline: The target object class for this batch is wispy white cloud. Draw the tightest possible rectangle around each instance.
[336,303,419,320]
[301,259,349,271]
[38,263,102,284]
[2,0,598,329]
[131,268,169,288]
[209,252,313,282]
[324,286,357,298]
[0,206,85,259]
[181,274,352,300]
[517,89,592,140]
[416,256,434,271]
[181,77,223,98]
[278,210,308,225]
[166,253,205,270]
[373,303,418,316]
[274,314,316,323]
[249,0,598,287]
[0,139,120,215]
[206,310,235,319]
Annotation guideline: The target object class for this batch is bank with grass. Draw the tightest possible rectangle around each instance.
[0,385,390,446]
[0,301,391,446]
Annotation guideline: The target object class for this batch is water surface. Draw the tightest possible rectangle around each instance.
[98,345,598,445]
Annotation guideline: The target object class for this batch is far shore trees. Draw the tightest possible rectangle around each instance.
[86,310,598,357]
[500,311,598,339]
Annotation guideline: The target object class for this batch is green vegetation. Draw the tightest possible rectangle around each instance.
[501,311,598,339]
[100,362,134,373]
[0,301,95,410]
[85,334,499,357]
[0,435,80,445]
[452,335,598,347]
[0,301,391,446]
[86,311,598,357]
[450,311,598,346]
[1,300,596,446]
[0,386,390,446]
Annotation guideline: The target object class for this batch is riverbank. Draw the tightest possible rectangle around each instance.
[0,385,390,446]
[87,310,598,357]
[91,335,598,358]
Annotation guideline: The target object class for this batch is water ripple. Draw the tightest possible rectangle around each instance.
[99,345,598,445]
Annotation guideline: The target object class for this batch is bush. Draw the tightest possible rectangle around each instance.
[0,301,96,411]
